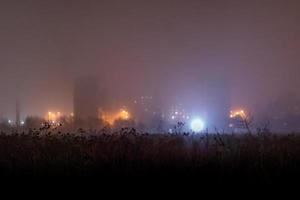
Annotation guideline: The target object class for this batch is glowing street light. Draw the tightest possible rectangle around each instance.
[191,118,205,132]
[47,111,62,124]
[119,109,130,120]
[230,109,247,119]
[102,109,131,125]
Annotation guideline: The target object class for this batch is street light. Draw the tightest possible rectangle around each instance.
[191,118,205,132]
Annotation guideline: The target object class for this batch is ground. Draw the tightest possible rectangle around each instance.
[0,130,299,185]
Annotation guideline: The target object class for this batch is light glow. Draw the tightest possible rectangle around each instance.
[230,110,247,119]
[102,109,131,125]
[46,111,62,123]
[191,118,205,132]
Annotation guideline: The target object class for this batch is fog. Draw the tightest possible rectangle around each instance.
[0,0,299,125]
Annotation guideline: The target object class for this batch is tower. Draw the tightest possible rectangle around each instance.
[202,76,231,131]
[73,77,100,127]
[15,100,20,128]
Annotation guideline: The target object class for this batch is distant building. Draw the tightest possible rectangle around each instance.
[130,95,167,132]
[202,78,231,130]
[15,100,20,127]
[73,77,100,126]
[131,96,158,122]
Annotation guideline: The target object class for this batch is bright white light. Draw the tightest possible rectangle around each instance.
[191,118,205,132]
[21,121,25,125]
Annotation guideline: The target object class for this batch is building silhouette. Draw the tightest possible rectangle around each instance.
[202,76,231,130]
[73,77,100,127]
[15,100,20,128]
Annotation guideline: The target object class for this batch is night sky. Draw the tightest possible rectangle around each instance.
[0,0,300,119]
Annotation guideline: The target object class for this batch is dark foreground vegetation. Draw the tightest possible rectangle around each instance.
[0,128,299,185]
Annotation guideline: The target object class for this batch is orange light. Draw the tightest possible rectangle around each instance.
[230,109,247,119]
[102,109,131,125]
[46,111,63,123]
[118,109,130,120]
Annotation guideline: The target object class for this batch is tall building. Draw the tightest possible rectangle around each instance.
[15,100,20,127]
[202,77,231,130]
[73,77,100,124]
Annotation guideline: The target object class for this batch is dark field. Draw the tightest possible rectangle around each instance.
[0,129,300,185]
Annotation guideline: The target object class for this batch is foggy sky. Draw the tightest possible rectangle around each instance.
[0,0,300,119]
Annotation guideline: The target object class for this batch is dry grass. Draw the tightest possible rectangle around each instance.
[0,129,299,184]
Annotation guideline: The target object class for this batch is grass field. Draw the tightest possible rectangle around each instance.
[0,129,299,184]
